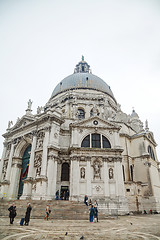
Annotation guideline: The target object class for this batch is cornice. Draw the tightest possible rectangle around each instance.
[3,113,64,139]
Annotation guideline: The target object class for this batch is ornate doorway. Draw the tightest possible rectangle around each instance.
[18,145,31,199]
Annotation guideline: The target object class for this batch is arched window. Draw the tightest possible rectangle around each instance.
[78,109,85,120]
[148,145,155,160]
[81,134,111,149]
[18,145,31,199]
[102,136,111,148]
[122,165,125,181]
[81,135,90,147]
[130,165,133,181]
[61,163,70,181]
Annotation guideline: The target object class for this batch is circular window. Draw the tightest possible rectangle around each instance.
[93,120,98,125]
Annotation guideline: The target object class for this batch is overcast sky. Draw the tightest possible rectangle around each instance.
[0,0,160,158]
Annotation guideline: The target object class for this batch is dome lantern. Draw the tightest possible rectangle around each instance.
[74,56,91,73]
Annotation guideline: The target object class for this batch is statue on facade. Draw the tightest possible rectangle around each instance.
[109,168,114,179]
[93,161,101,179]
[80,167,85,179]
[37,106,43,115]
[91,104,99,117]
[7,121,13,129]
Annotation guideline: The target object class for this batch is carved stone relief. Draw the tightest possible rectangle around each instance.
[32,183,36,192]
[36,131,45,149]
[5,144,11,158]
[2,160,8,180]
[34,154,42,177]
[95,185,101,192]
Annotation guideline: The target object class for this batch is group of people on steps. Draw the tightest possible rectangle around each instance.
[84,195,99,222]
[8,202,32,226]
[8,195,98,225]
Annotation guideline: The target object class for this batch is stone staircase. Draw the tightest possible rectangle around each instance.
[0,199,107,220]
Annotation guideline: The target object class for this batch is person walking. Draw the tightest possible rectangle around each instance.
[94,205,98,222]
[84,195,88,206]
[89,205,95,222]
[24,203,32,226]
[8,203,16,224]
[44,205,50,220]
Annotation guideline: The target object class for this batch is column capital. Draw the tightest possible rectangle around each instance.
[103,156,122,162]
[32,130,38,136]
[44,126,51,132]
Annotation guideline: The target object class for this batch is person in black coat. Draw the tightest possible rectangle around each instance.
[8,203,16,224]
[24,203,32,226]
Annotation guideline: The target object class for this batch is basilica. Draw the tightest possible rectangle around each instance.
[0,58,160,214]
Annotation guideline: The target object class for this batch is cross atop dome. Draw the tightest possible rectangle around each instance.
[74,57,91,73]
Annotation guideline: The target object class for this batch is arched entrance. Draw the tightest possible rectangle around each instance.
[61,163,70,200]
[18,145,31,199]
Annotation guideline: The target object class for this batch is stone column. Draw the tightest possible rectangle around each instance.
[103,159,109,197]
[70,159,73,198]
[47,155,57,200]
[0,142,7,181]
[71,158,79,200]
[8,158,22,199]
[27,133,37,178]
[115,159,125,197]
[86,158,91,197]
[41,128,50,177]
[6,143,14,182]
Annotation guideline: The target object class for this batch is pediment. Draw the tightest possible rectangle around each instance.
[11,115,35,131]
[70,116,120,130]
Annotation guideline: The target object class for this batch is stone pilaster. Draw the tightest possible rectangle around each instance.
[71,128,78,147]
[70,159,73,197]
[41,127,50,177]
[103,159,109,197]
[6,143,14,182]
[8,158,22,199]
[47,154,58,199]
[27,133,37,178]
[70,157,79,200]
[0,142,7,181]
[114,130,121,148]
[86,158,91,197]
[115,159,125,197]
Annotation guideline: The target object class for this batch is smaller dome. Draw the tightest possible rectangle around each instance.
[131,109,139,118]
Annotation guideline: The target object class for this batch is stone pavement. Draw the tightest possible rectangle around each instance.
[0,215,160,240]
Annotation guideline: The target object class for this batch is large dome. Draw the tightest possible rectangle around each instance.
[50,58,115,101]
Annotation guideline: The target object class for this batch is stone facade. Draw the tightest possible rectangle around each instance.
[0,58,160,214]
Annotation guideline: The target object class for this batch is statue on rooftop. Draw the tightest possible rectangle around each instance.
[27,99,32,110]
